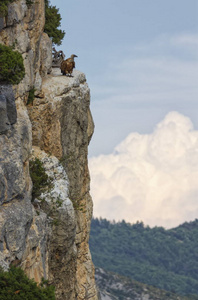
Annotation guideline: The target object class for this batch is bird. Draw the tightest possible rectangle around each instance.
[60,54,78,77]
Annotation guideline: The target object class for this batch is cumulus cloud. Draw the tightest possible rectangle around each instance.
[89,112,198,228]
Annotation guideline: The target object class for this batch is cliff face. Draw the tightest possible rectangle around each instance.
[0,1,97,299]
[95,268,191,300]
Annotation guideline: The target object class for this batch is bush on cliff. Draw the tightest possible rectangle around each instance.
[0,0,14,16]
[0,44,25,84]
[0,0,33,16]
[29,157,52,200]
[44,0,65,45]
[0,266,55,300]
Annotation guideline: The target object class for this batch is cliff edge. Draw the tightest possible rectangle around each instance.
[0,1,97,299]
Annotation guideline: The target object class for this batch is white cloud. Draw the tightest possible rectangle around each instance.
[89,112,198,228]
[170,33,198,51]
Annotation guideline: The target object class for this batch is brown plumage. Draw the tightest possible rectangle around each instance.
[60,54,78,77]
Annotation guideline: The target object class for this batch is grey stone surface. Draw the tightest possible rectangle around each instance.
[28,69,97,299]
[40,33,52,78]
[0,0,45,97]
[0,0,98,298]
[0,17,5,30]
[0,95,10,134]
[0,84,17,134]
[6,0,27,26]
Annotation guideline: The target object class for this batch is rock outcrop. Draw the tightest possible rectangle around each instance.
[95,268,191,300]
[0,0,97,299]
[0,84,17,134]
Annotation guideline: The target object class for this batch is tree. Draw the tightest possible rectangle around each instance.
[44,0,65,46]
[0,0,14,16]
[0,266,55,300]
[0,44,25,84]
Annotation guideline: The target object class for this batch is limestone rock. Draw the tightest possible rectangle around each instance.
[0,95,10,134]
[21,210,50,283]
[40,33,52,78]
[0,0,45,96]
[0,17,5,31]
[6,0,27,26]
[31,147,77,298]
[0,84,17,134]
[0,0,98,299]
[0,96,33,266]
[28,69,97,299]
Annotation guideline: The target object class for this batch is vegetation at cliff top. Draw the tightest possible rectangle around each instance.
[29,157,52,201]
[90,217,198,297]
[44,0,65,46]
[0,44,25,84]
[0,0,65,45]
[0,0,14,16]
[0,0,33,16]
[0,266,55,299]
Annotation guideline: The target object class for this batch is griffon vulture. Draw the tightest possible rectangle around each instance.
[60,54,78,77]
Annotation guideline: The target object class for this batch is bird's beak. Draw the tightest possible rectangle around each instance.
[74,55,78,57]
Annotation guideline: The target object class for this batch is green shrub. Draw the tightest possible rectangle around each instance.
[29,157,52,201]
[44,0,65,46]
[0,44,25,84]
[27,88,35,105]
[0,0,14,16]
[0,266,55,300]
[26,0,34,7]
[0,0,34,16]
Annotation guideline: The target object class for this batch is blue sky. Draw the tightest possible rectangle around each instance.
[52,1,198,227]
[53,0,198,157]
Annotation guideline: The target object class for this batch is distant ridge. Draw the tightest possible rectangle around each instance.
[90,218,198,297]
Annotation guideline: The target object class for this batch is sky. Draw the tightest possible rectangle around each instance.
[52,0,198,228]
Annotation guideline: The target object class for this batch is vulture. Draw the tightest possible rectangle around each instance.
[60,54,78,77]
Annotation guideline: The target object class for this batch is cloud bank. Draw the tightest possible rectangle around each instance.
[89,112,198,228]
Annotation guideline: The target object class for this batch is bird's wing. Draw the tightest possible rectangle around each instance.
[60,60,68,73]
[67,61,73,72]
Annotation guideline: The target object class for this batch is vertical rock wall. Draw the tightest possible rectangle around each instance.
[0,0,51,282]
[0,1,97,299]
[28,69,97,299]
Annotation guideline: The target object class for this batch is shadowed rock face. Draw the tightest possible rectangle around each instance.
[0,18,4,30]
[0,95,10,133]
[0,84,17,134]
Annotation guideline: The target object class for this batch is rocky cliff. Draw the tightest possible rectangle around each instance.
[95,268,194,300]
[0,1,97,299]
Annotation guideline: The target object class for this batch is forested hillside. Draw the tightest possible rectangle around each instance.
[95,267,198,300]
[89,218,198,297]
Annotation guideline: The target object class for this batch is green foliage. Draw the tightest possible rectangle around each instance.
[44,0,65,46]
[0,0,34,16]
[0,44,25,84]
[0,266,55,300]
[29,158,52,201]
[0,0,33,16]
[26,0,34,7]
[27,88,35,105]
[0,0,14,16]
[90,218,198,297]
